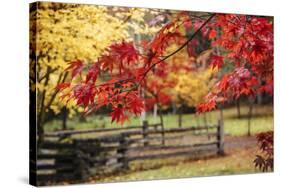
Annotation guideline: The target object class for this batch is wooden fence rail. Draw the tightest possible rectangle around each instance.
[44,123,163,138]
[37,120,224,185]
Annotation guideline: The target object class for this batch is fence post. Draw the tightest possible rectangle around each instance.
[217,120,224,155]
[73,140,88,181]
[118,133,129,170]
[160,122,165,145]
[90,139,102,176]
[142,120,149,146]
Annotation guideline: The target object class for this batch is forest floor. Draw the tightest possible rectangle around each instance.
[91,135,269,183]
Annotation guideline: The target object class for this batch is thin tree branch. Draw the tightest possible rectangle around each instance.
[139,13,216,83]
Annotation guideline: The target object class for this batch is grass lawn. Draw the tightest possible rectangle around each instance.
[90,138,266,183]
[45,105,273,136]
[43,105,273,183]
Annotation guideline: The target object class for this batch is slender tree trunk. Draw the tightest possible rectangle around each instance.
[247,97,254,136]
[37,67,52,143]
[216,46,224,127]
[172,102,177,114]
[236,98,241,118]
[218,104,224,129]
[158,104,165,145]
[153,103,158,123]
[159,105,164,126]
[257,93,263,105]
[203,113,207,126]
[203,113,210,139]
[178,106,182,128]
[61,107,68,130]
[37,95,46,143]
[257,78,263,105]
[140,86,146,124]
[194,114,200,135]
[195,115,200,126]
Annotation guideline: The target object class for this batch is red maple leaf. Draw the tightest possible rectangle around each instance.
[73,84,95,106]
[66,60,84,79]
[150,22,183,55]
[56,82,70,91]
[208,29,217,39]
[110,107,128,124]
[196,100,217,113]
[85,62,100,84]
[127,93,144,115]
[210,55,224,69]
[218,74,230,91]
[109,41,139,65]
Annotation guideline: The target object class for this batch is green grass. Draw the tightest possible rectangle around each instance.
[45,105,273,136]
[43,105,273,183]
[93,144,263,183]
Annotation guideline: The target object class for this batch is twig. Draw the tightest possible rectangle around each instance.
[139,13,216,83]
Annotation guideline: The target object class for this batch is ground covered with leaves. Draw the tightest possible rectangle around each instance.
[91,135,270,183]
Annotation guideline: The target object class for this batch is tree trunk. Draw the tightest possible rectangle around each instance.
[37,121,44,144]
[172,102,177,114]
[37,67,52,143]
[195,115,200,126]
[178,106,182,128]
[153,103,158,123]
[140,86,146,123]
[203,113,210,139]
[236,98,241,118]
[257,93,263,105]
[247,97,254,136]
[257,78,263,105]
[158,104,165,145]
[203,113,207,126]
[61,107,68,130]
[159,105,164,126]
[37,71,67,143]
[194,114,200,135]
[218,104,224,128]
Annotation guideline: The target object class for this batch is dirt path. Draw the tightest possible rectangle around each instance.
[224,135,257,152]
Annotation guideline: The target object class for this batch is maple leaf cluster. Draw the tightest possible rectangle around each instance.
[56,12,273,124]
[254,131,273,172]
[197,67,259,112]
[56,15,187,123]
[197,14,273,112]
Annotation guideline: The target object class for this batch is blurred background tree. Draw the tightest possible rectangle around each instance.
[30,2,168,140]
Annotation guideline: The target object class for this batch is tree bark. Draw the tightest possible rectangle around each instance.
[172,102,177,114]
[158,103,165,145]
[203,113,207,126]
[203,113,210,139]
[37,71,67,143]
[153,103,158,123]
[247,97,254,136]
[61,107,68,130]
[37,67,52,143]
[218,104,224,129]
[236,98,241,118]
[140,86,146,123]
[178,106,182,128]
[195,115,200,127]
[257,78,263,105]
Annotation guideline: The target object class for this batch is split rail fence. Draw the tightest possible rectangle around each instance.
[35,120,224,185]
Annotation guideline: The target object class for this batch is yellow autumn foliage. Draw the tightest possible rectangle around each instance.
[30,2,162,121]
[165,47,216,107]
[174,67,217,107]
